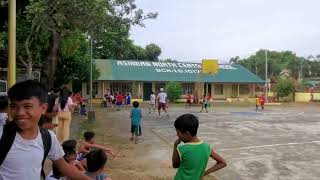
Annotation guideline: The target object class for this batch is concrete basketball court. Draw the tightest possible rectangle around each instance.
[142,104,320,180]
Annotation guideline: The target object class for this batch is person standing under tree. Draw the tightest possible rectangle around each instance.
[54,87,75,142]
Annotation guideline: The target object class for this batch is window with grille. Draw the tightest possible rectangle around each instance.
[239,84,250,95]
[86,82,99,97]
[182,84,194,94]
[232,84,238,96]
[93,82,99,96]
[214,84,224,95]
[110,83,132,94]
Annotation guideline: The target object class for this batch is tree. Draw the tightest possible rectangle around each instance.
[145,43,161,61]
[161,58,177,62]
[229,56,240,64]
[23,0,158,88]
[54,33,100,87]
[165,81,182,102]
[236,50,304,80]
[276,77,295,98]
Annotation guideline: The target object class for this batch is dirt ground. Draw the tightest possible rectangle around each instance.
[55,102,320,180]
[71,106,218,180]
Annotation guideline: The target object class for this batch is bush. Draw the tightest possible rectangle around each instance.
[276,77,295,98]
[165,81,182,102]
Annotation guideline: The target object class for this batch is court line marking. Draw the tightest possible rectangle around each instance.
[217,140,320,151]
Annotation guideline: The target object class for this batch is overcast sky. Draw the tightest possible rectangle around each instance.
[130,0,320,63]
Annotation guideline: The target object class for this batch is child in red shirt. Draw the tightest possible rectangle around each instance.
[259,95,265,110]
[116,92,124,111]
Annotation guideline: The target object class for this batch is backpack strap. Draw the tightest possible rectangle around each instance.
[0,122,17,166]
[40,127,52,180]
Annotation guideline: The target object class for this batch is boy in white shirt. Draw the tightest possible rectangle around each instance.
[157,88,169,117]
[0,80,90,180]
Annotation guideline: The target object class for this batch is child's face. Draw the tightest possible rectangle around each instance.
[9,97,48,131]
[88,138,95,144]
[176,129,191,143]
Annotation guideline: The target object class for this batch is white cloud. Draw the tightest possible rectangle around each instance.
[130,0,320,63]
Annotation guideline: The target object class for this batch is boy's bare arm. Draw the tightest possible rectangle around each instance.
[78,143,90,154]
[203,149,227,176]
[88,143,112,152]
[54,158,90,180]
[172,139,181,168]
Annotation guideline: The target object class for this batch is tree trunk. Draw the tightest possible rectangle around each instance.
[43,31,61,89]
[24,31,33,79]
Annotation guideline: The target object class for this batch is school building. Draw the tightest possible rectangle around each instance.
[82,59,264,102]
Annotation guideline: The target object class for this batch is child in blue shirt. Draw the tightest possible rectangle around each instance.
[130,101,142,144]
[125,93,131,109]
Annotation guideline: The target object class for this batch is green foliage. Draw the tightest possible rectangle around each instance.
[1,0,159,87]
[145,43,161,61]
[54,33,100,87]
[165,82,182,102]
[276,77,295,98]
[232,49,320,80]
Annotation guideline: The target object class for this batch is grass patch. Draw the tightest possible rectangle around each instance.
[76,119,97,140]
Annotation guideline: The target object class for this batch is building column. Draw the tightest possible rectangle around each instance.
[237,84,240,97]
[152,82,156,93]
[211,83,214,96]
[252,84,255,96]
[102,81,105,96]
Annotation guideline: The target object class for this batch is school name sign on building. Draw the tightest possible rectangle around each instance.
[116,60,236,74]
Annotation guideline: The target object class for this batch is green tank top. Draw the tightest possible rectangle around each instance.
[174,141,211,180]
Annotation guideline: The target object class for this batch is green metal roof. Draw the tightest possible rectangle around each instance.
[95,59,264,83]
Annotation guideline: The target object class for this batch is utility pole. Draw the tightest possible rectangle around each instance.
[8,0,16,87]
[90,36,93,111]
[300,58,303,82]
[265,50,268,103]
[88,34,95,121]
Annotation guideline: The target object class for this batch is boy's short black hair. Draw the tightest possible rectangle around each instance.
[62,139,77,152]
[86,149,107,172]
[8,80,48,103]
[133,101,139,108]
[0,95,8,110]
[63,148,76,163]
[84,131,95,141]
[52,148,76,178]
[174,114,199,136]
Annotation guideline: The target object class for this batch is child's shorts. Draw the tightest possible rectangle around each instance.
[116,101,122,106]
[131,124,142,136]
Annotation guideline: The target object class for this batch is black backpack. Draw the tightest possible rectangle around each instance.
[0,122,52,180]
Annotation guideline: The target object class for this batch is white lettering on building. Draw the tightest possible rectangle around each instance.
[116,60,237,74]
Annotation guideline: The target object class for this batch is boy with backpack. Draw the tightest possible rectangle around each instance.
[172,114,227,180]
[0,80,90,180]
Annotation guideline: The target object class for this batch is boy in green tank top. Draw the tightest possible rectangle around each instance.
[172,114,227,180]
